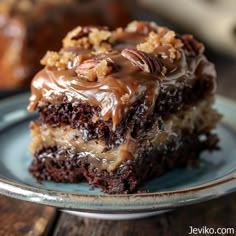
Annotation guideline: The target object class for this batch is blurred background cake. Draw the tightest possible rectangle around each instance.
[0,0,133,90]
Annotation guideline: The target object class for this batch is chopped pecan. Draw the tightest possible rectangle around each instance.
[121,48,163,74]
[40,51,76,70]
[137,28,183,61]
[178,34,204,55]
[63,25,112,52]
[125,21,158,34]
[75,57,118,81]
[71,26,109,40]
[63,26,90,49]
[71,28,91,41]
[88,28,111,47]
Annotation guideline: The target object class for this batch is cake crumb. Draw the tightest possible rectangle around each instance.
[121,94,130,104]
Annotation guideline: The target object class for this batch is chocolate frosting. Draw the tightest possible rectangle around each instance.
[28,22,216,128]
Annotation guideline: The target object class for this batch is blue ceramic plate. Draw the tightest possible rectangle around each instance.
[0,93,236,219]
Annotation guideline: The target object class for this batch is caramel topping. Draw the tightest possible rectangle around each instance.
[28,21,216,129]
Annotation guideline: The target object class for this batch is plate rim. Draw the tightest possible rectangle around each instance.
[0,93,236,213]
[0,172,236,213]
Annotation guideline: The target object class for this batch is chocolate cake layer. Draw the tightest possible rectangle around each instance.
[29,98,221,171]
[29,131,219,194]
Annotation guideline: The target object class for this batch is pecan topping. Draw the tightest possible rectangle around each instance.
[121,48,163,74]
[63,26,112,52]
[179,34,205,55]
[71,26,109,40]
[137,27,183,61]
[40,51,76,70]
[125,21,158,35]
[63,26,90,49]
[75,58,118,81]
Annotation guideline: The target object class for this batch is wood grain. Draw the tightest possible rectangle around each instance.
[53,193,236,236]
[0,196,57,236]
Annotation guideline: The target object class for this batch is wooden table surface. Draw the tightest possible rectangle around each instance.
[0,9,236,236]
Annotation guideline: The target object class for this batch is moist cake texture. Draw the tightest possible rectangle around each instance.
[28,21,221,193]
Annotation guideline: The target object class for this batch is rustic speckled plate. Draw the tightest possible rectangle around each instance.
[0,93,236,220]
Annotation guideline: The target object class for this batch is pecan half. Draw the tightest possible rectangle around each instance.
[178,34,204,55]
[75,60,97,81]
[121,48,162,74]
[76,59,98,72]
[75,58,118,81]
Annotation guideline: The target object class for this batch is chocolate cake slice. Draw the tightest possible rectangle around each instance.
[28,21,221,194]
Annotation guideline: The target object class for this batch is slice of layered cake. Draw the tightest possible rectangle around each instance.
[28,21,221,194]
